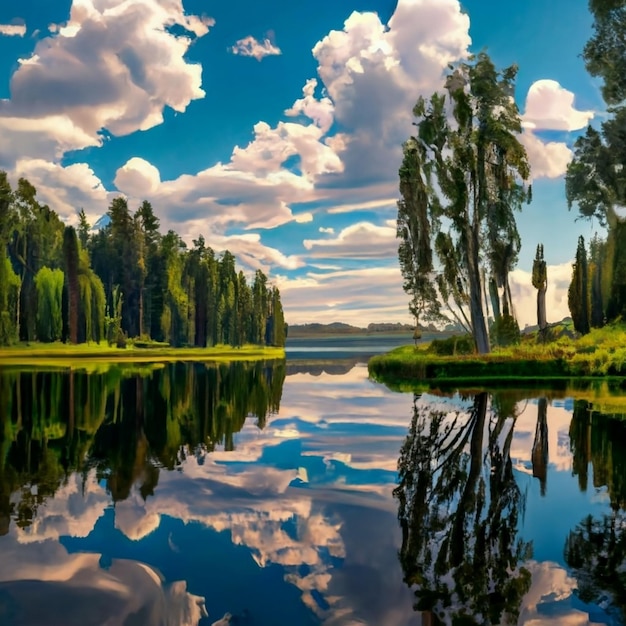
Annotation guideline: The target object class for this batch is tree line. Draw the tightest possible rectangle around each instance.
[398,0,626,350]
[0,174,286,347]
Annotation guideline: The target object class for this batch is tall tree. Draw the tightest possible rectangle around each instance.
[0,173,20,345]
[566,0,626,324]
[77,209,90,249]
[588,234,606,327]
[532,244,548,331]
[62,226,81,344]
[568,235,591,335]
[398,53,530,354]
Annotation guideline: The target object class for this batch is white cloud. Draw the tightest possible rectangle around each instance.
[295,212,313,223]
[318,227,335,234]
[230,36,281,61]
[0,0,213,163]
[312,0,471,186]
[523,79,594,132]
[285,78,334,134]
[327,197,397,214]
[303,221,396,259]
[520,131,573,179]
[12,158,111,221]
[509,261,573,328]
[0,23,26,37]
[276,266,411,326]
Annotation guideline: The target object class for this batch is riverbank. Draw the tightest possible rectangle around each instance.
[0,342,285,366]
[368,323,626,387]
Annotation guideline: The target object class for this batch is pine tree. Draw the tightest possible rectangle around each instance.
[568,236,590,335]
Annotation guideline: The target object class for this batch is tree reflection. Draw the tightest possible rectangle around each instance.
[395,392,532,624]
[0,360,285,531]
[532,397,548,496]
[565,400,626,618]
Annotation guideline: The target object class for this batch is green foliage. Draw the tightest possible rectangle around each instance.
[428,334,475,356]
[490,313,521,347]
[569,236,591,335]
[34,267,64,342]
[0,253,20,345]
[398,52,529,354]
[0,171,287,350]
[62,226,80,344]
[369,322,626,384]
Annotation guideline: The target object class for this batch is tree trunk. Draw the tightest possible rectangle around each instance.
[537,285,547,330]
[467,230,490,354]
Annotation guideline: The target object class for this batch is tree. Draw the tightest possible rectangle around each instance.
[34,267,64,342]
[398,53,530,354]
[77,209,90,249]
[566,0,626,324]
[568,236,590,335]
[588,234,606,327]
[532,244,548,332]
[62,226,81,344]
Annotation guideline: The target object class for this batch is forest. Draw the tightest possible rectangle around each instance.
[0,175,286,349]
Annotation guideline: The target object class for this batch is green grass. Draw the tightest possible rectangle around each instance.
[0,341,285,367]
[368,321,626,387]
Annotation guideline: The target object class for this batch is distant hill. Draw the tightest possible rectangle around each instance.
[288,321,428,338]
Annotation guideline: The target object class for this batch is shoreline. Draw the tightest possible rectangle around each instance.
[0,342,285,366]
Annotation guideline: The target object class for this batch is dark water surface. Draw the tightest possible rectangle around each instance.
[1,341,626,625]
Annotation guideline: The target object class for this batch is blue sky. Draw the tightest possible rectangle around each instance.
[0,0,604,327]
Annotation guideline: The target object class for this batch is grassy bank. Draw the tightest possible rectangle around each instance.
[368,322,626,387]
[0,341,285,367]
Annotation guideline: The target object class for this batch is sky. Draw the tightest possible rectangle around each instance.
[0,0,606,328]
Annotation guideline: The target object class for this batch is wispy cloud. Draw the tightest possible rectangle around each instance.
[230,35,281,61]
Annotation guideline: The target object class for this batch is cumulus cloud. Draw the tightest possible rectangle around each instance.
[0,0,213,161]
[520,131,573,179]
[312,0,471,186]
[230,36,281,61]
[12,158,111,221]
[318,227,335,234]
[285,78,334,134]
[303,221,396,259]
[0,23,26,37]
[523,79,594,132]
[509,262,573,328]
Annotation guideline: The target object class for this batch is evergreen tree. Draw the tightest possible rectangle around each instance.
[77,209,90,249]
[62,226,81,344]
[568,236,591,335]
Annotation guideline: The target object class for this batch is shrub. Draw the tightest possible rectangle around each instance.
[428,334,474,356]
[490,314,521,347]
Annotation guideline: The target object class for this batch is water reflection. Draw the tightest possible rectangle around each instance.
[565,400,626,620]
[3,363,626,625]
[396,389,626,625]
[396,392,531,624]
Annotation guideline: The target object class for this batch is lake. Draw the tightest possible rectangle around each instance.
[0,341,625,625]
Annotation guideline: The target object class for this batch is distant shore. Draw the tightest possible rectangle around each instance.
[0,342,285,366]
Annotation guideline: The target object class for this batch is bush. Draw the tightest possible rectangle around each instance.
[428,334,474,356]
[490,314,520,348]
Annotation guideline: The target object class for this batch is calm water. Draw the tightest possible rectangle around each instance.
[0,346,626,624]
